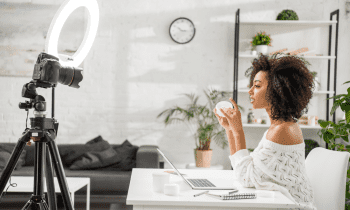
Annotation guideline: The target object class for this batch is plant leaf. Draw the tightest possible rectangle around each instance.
[319,120,330,128]
[330,102,341,116]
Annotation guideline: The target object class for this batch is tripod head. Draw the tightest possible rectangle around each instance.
[18,82,57,140]
[19,82,47,118]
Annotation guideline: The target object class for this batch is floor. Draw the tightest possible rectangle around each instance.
[1,193,133,210]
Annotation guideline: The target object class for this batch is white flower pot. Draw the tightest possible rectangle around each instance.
[256,45,268,55]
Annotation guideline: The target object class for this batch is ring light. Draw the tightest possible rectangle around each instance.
[45,0,99,67]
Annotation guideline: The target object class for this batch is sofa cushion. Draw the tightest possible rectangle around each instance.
[69,146,122,170]
[9,166,132,194]
[101,140,138,171]
[59,136,111,167]
[0,144,26,170]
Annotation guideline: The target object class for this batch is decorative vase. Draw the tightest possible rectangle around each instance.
[256,45,268,55]
[194,149,212,168]
[314,77,320,91]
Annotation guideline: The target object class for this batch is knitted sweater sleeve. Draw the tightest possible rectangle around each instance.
[228,131,317,210]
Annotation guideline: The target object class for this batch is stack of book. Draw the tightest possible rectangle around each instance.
[297,115,319,126]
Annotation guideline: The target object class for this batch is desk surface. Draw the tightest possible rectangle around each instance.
[127,168,297,209]
[5,176,90,193]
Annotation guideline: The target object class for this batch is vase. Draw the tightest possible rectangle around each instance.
[194,149,212,168]
[314,77,320,91]
[256,45,268,55]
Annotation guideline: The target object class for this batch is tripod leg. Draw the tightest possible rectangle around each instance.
[34,142,45,197]
[47,140,74,210]
[42,199,50,210]
[0,130,30,197]
[21,200,34,210]
[44,145,57,210]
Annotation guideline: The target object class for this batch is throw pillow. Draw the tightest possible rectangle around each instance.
[0,145,26,170]
[61,136,111,167]
[101,139,139,171]
[69,147,122,170]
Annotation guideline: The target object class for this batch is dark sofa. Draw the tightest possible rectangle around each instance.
[0,140,160,208]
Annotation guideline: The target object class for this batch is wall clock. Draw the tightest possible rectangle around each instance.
[169,17,195,44]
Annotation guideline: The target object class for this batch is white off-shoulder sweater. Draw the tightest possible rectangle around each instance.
[229,129,317,210]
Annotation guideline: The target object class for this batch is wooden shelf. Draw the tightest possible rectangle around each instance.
[243,123,322,129]
[239,54,336,59]
[240,20,337,26]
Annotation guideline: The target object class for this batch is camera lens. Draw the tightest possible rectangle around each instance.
[58,67,83,88]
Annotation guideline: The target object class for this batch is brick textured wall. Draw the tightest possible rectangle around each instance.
[0,0,349,169]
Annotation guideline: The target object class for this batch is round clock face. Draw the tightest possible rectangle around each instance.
[169,17,195,44]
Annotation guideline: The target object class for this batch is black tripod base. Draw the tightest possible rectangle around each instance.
[22,195,49,210]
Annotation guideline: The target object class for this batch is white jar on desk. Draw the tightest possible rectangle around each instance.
[186,163,223,170]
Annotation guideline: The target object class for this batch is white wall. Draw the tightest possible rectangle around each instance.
[1,0,349,170]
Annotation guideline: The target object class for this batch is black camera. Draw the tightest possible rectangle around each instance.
[32,53,83,88]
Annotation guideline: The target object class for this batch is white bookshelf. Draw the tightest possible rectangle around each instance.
[240,20,337,26]
[233,13,338,131]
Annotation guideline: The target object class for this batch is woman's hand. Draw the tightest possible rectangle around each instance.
[214,108,231,130]
[218,98,244,134]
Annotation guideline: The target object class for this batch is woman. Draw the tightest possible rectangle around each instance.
[214,54,317,210]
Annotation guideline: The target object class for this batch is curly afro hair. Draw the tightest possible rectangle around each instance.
[248,53,315,123]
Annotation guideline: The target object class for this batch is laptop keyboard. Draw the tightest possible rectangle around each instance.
[187,179,216,187]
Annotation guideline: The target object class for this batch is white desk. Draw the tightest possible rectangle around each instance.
[5,176,90,210]
[127,168,298,210]
[186,163,224,170]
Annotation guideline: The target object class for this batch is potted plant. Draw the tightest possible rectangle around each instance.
[157,88,244,167]
[276,9,299,20]
[250,31,272,55]
[316,80,350,209]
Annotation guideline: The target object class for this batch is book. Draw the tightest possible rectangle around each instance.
[205,192,257,200]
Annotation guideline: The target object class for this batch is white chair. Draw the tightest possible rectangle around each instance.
[305,147,350,210]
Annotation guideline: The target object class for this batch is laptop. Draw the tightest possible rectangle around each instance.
[157,148,238,190]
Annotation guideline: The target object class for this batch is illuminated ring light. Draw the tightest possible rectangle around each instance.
[45,0,99,67]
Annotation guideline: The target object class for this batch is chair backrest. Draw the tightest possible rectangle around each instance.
[305,147,350,210]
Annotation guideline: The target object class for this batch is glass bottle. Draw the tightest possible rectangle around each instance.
[247,108,255,124]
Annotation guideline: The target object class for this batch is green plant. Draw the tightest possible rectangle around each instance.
[250,31,272,48]
[316,80,350,209]
[276,9,299,20]
[157,88,245,150]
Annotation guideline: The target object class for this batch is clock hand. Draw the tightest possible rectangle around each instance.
[175,26,186,32]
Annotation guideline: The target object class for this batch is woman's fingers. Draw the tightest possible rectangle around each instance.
[219,108,230,119]
[213,108,221,119]
[229,98,238,112]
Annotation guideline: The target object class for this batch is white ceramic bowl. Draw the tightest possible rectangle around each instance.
[215,101,233,117]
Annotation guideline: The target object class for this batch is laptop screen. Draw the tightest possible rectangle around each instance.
[156,148,193,187]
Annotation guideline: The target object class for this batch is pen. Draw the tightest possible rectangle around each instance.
[193,190,209,197]
[229,189,239,195]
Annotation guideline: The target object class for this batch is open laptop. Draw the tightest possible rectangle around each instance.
[157,148,238,190]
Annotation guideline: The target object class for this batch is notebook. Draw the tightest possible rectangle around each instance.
[157,148,238,190]
[206,192,257,200]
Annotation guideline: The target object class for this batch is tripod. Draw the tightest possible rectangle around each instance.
[0,85,74,210]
